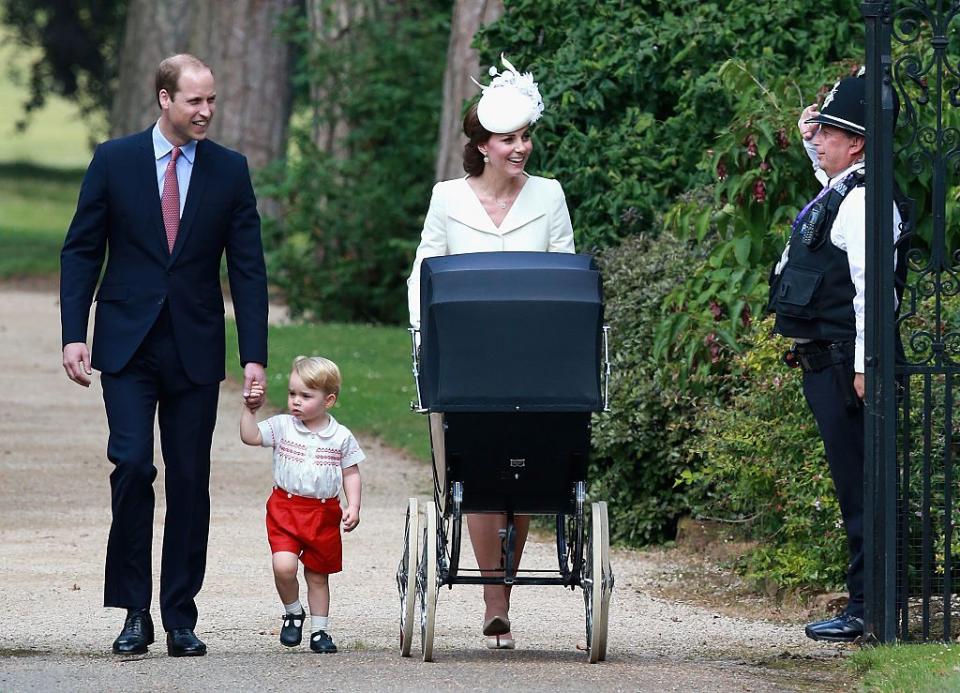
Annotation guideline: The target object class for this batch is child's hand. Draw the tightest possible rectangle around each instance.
[244,381,264,412]
[342,505,360,532]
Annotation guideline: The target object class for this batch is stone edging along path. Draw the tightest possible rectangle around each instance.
[0,288,846,692]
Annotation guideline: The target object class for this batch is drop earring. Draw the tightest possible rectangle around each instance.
[483,154,490,163]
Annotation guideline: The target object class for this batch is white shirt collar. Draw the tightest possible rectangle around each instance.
[291,413,339,438]
[152,122,197,164]
[828,160,864,188]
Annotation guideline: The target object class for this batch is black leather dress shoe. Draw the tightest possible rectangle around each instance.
[805,613,864,642]
[113,609,154,655]
[166,628,207,657]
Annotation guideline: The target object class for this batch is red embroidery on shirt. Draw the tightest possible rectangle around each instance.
[314,447,342,466]
[278,440,307,461]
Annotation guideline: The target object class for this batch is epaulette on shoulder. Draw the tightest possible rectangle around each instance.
[834,168,865,198]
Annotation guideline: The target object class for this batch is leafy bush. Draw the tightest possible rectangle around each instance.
[680,317,847,592]
[661,59,862,379]
[590,231,713,545]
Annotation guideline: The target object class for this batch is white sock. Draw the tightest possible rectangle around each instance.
[283,599,303,615]
[312,615,329,632]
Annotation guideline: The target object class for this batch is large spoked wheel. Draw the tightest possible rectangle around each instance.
[582,501,612,663]
[596,501,613,661]
[418,500,439,662]
[557,482,586,585]
[397,497,419,657]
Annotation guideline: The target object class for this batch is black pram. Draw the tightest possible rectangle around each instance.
[396,251,614,663]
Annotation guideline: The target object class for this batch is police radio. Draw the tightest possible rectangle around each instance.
[799,202,826,247]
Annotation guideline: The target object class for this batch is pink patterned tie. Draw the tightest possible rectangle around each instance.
[161,146,181,253]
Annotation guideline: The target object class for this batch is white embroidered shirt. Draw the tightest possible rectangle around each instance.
[258,414,365,499]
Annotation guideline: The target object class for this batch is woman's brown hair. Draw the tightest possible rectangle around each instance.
[461,102,491,176]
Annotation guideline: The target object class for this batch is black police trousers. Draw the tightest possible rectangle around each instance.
[801,359,864,618]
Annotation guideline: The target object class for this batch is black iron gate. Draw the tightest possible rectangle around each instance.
[864,0,960,643]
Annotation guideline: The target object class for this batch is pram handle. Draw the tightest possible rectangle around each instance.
[602,325,611,413]
[409,328,428,413]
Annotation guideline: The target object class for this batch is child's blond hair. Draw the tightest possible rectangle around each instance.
[292,355,341,395]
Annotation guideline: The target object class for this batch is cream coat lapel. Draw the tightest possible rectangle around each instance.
[498,177,546,235]
[446,178,501,236]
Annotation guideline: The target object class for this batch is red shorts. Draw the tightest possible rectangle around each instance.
[265,487,343,574]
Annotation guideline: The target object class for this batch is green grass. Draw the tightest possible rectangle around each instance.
[0,23,94,279]
[851,643,960,692]
[0,162,83,278]
[226,320,430,461]
[0,27,102,168]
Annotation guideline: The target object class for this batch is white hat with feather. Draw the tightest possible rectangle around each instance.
[472,54,545,133]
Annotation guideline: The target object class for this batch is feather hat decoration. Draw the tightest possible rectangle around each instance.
[472,54,544,133]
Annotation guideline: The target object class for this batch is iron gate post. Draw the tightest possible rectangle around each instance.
[862,0,898,644]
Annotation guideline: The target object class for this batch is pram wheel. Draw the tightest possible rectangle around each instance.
[418,500,439,661]
[556,481,586,584]
[583,501,613,663]
[397,497,419,657]
[596,501,613,661]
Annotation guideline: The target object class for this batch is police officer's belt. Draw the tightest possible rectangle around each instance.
[790,341,854,373]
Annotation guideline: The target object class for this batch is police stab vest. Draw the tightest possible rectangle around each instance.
[767,169,864,342]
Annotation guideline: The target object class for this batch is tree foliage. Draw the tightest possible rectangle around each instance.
[1,0,127,136]
[475,0,862,251]
[261,0,451,323]
[661,60,861,380]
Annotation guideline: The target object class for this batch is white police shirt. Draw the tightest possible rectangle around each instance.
[258,414,365,499]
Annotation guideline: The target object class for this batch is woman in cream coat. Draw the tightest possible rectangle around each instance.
[407,56,574,649]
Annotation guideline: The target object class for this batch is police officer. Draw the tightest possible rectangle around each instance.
[768,72,902,643]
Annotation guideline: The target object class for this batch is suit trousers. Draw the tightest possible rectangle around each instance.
[802,364,865,619]
[100,304,220,630]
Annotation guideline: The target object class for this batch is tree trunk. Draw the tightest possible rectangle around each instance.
[191,0,295,171]
[109,0,193,138]
[434,0,504,182]
[110,0,294,172]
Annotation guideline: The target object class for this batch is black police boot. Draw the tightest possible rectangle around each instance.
[804,613,864,643]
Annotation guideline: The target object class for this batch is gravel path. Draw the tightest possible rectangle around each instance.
[0,288,849,692]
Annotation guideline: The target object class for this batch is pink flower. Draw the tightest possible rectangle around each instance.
[753,179,766,203]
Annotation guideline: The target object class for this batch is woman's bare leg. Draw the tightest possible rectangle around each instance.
[467,513,530,636]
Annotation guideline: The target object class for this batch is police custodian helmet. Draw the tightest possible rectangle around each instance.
[806,74,866,136]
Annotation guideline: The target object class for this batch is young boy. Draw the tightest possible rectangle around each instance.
[241,356,363,653]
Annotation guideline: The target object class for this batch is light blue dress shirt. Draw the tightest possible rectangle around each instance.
[152,123,197,217]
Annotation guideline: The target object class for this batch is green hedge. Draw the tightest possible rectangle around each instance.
[590,231,711,544]
[680,319,847,591]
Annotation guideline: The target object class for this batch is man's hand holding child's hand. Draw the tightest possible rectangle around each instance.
[244,381,264,412]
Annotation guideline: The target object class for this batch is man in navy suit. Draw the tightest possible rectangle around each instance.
[60,54,268,657]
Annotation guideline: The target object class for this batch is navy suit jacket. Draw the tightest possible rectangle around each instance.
[60,127,268,384]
